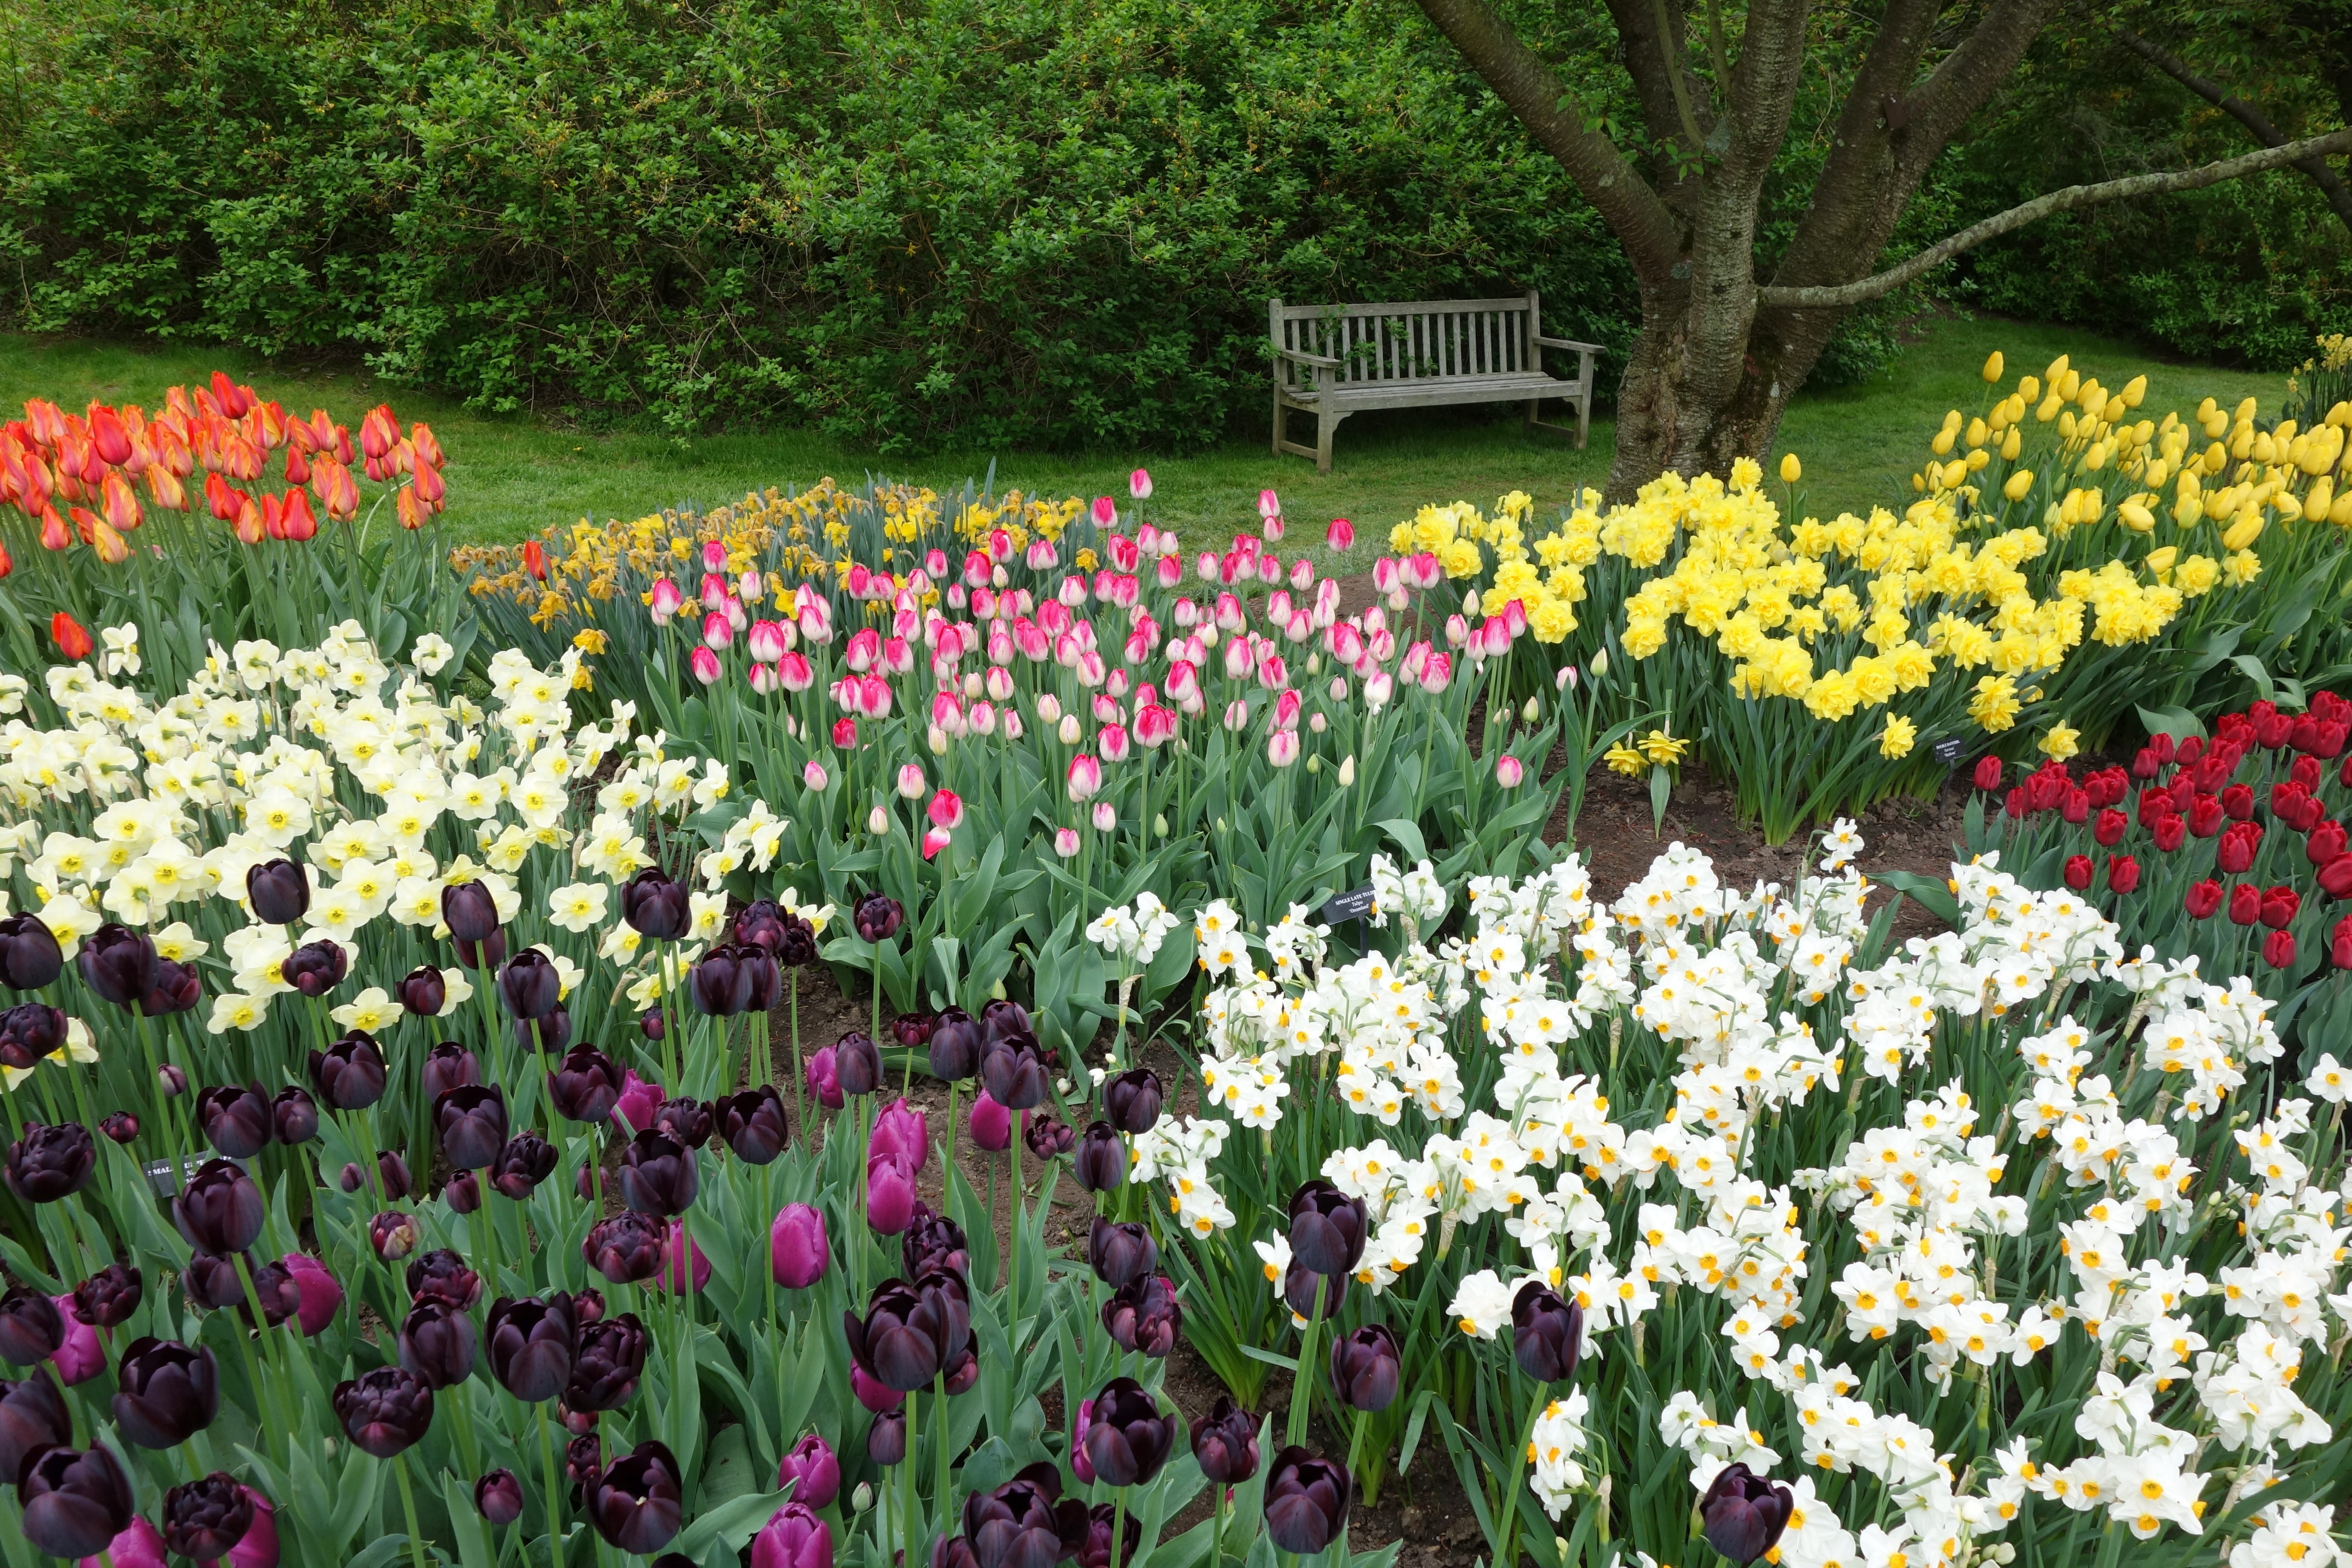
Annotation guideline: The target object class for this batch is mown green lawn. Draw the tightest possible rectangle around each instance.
[0,315,2290,573]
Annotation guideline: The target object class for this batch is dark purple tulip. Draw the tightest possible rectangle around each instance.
[173,1159,263,1253]
[138,958,202,1017]
[487,1294,578,1403]
[309,1031,387,1111]
[0,1003,66,1070]
[639,1006,665,1041]
[734,900,787,952]
[444,1169,482,1214]
[371,1210,422,1262]
[890,1010,937,1052]
[112,1337,219,1448]
[979,1041,1048,1111]
[435,1085,508,1170]
[76,924,156,1008]
[180,1252,252,1313]
[852,893,903,944]
[1080,1501,1142,1568]
[690,947,754,1017]
[5,1120,93,1203]
[653,1096,713,1150]
[926,1012,982,1082]
[775,916,817,969]
[865,1410,907,1467]
[567,1314,649,1412]
[0,1376,68,1482]
[1284,1260,1346,1320]
[584,1213,668,1286]
[1263,1447,1351,1556]
[549,1047,624,1124]
[420,1040,480,1100]
[901,1203,969,1281]
[516,1005,573,1055]
[277,939,348,999]
[1701,1463,1796,1565]
[476,1470,524,1527]
[1102,1274,1181,1358]
[1079,1378,1176,1488]
[1513,1280,1585,1384]
[960,1462,1088,1568]
[771,1204,829,1289]
[566,1433,603,1491]
[17,1443,135,1559]
[1073,1122,1125,1194]
[70,1263,141,1329]
[620,870,691,942]
[1287,1179,1367,1278]
[834,1032,882,1098]
[245,859,310,925]
[1088,1219,1155,1289]
[490,1132,557,1200]
[396,965,448,1017]
[717,1086,789,1164]
[1101,1069,1162,1135]
[163,1472,254,1560]
[617,1130,698,1217]
[195,1084,271,1159]
[844,1272,971,1394]
[1329,1324,1402,1412]
[498,949,560,1020]
[775,1433,840,1509]
[270,1086,318,1145]
[375,1148,414,1201]
[0,915,65,991]
[1191,1396,1259,1485]
[334,1366,435,1458]
[398,1298,478,1389]
[589,1440,683,1554]
[240,1256,302,1329]
[408,1249,484,1311]
[455,930,508,970]
[980,998,1032,1043]
[157,1063,186,1097]
[742,946,782,1012]
[1025,1114,1075,1160]
[98,1111,138,1144]
[441,881,501,945]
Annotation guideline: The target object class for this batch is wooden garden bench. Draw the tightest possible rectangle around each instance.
[1268,290,1602,472]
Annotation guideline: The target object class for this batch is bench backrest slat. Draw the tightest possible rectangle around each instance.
[1273,294,1545,387]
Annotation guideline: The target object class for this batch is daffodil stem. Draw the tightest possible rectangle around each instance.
[1289,1276,1327,1450]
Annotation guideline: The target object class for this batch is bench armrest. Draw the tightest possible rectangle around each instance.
[1275,346,1344,369]
[1534,336,1604,352]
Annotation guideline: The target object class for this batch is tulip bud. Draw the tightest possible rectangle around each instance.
[1262,1447,1351,1556]
[333,1366,435,1459]
[476,1470,525,1527]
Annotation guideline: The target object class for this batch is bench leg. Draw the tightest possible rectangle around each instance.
[1575,390,1591,450]
[1316,410,1344,473]
[1524,397,1540,433]
[1272,390,1287,458]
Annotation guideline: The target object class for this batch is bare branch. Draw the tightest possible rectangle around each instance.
[1758,129,2352,309]
[1653,0,1710,150]
[2116,25,2352,236]
[1411,0,1684,279]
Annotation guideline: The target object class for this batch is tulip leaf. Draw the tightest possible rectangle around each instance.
[2136,702,2206,743]
[1873,869,1961,930]
[959,1434,1020,1494]
[438,1470,499,1568]
[330,1442,388,1556]
[344,1537,415,1568]
[674,1483,790,1557]
[695,1421,757,1516]
[1395,1387,1436,1477]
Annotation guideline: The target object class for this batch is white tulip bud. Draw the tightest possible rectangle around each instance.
[1058,714,1083,746]
[1154,814,1169,838]
[1036,692,1061,724]
[867,806,889,835]
[1522,695,1540,723]
[1309,711,1326,733]
[1591,647,1609,677]
[1338,756,1356,787]
[1464,588,1481,616]
[852,1484,875,1515]
[928,724,949,756]
[1306,755,1321,774]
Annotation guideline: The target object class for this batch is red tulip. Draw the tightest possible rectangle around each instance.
[2264,929,2298,969]
[1972,754,2005,794]
[2092,809,2126,846]
[2260,886,2301,929]
[49,613,92,660]
[2152,815,2186,853]
[2106,855,2140,894]
[2228,883,2262,925]
[2217,822,2261,874]
[2184,879,2223,919]
[2062,855,2093,891]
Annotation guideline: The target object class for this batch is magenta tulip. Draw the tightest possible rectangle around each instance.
[771,1204,829,1290]
[775,1433,840,1509]
[968,1092,1011,1153]
[614,1071,663,1136]
[751,1501,833,1568]
[866,1156,915,1234]
[658,1223,710,1295]
[47,1295,101,1385]
[868,1099,928,1172]
[804,1047,843,1111]
[76,1516,166,1568]
[282,1253,343,1336]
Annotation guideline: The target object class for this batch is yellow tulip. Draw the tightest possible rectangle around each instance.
[1931,428,1956,456]
[1965,449,1990,472]
[2037,393,2063,423]
[2018,375,2041,403]
[2003,469,2035,502]
[2046,353,2070,383]
[1966,417,1988,448]
[1780,452,1802,484]
[2058,369,2082,400]
[2122,374,2147,407]
[2145,546,2178,575]
[2332,491,2352,527]
[2223,514,2266,552]
[2235,396,2258,422]
[2118,502,2155,532]
[1983,351,2005,383]
[2103,395,2127,424]
[2000,427,2021,460]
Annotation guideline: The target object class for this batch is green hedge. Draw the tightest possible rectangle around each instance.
[2,0,1656,449]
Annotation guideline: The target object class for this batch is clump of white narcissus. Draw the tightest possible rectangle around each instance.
[1112,830,2352,1568]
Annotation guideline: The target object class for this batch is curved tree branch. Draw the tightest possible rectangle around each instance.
[1757,129,2352,309]
[2116,25,2352,237]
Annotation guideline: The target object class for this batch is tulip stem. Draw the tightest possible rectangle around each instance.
[1008,1129,1023,1310]
[903,1384,921,1563]
[1109,1487,1130,1568]
[1496,1379,1542,1568]
[394,1449,432,1568]
[933,1368,952,1551]
[538,1400,567,1568]
[943,1080,961,1198]
[1208,1485,1224,1568]
[788,973,804,1140]
[1287,1276,1328,1450]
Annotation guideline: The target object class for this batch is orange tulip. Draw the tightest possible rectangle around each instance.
[257,401,287,450]
[210,371,254,420]
[164,386,196,422]
[282,488,318,542]
[234,495,266,545]
[101,471,141,532]
[205,472,241,522]
[155,424,193,478]
[22,399,65,448]
[313,457,359,521]
[146,466,187,511]
[412,460,446,510]
[284,444,311,485]
[86,404,132,466]
[67,505,97,545]
[411,422,444,470]
[390,436,416,477]
[397,485,426,531]
[50,612,92,660]
[261,493,286,540]
[89,518,130,564]
[360,404,398,462]
[37,506,69,551]
[221,433,263,482]
[0,539,12,579]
